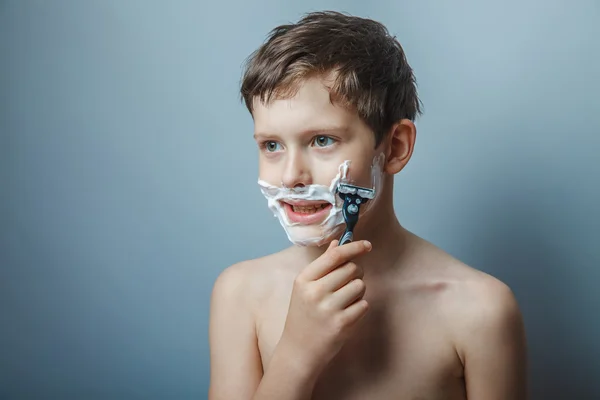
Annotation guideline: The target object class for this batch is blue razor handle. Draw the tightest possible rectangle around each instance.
[338,192,368,245]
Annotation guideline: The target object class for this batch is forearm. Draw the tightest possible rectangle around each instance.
[252,340,321,400]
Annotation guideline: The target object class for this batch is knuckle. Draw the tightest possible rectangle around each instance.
[353,264,364,278]
[304,284,323,302]
[360,300,369,312]
[356,268,364,279]
[293,275,306,288]
[319,297,334,313]
[354,279,366,292]
[344,262,357,275]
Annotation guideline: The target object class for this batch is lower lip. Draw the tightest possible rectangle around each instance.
[283,202,332,224]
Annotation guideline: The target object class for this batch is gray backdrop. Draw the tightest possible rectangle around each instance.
[1,0,599,399]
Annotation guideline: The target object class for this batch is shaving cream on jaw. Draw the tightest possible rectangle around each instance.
[257,153,385,247]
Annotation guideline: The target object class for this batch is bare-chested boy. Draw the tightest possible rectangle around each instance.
[209,11,528,400]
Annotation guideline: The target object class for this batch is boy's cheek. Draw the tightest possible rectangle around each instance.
[257,159,282,185]
[342,156,378,187]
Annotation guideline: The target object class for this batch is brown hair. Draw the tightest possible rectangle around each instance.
[240,11,422,147]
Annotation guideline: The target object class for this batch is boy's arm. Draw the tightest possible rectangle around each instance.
[460,280,528,400]
[208,264,262,399]
[208,264,318,400]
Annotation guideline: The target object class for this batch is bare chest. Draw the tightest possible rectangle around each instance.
[257,299,466,400]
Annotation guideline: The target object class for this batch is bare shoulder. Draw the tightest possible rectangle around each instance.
[432,247,523,343]
[404,232,526,378]
[403,231,521,313]
[211,246,300,309]
[445,264,524,356]
[442,262,526,371]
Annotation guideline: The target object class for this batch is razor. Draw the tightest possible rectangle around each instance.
[336,183,376,245]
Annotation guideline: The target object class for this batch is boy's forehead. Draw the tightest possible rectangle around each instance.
[252,77,358,136]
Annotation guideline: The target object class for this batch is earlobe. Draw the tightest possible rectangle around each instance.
[384,119,416,175]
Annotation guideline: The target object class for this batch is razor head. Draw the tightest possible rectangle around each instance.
[337,183,375,200]
[337,183,374,246]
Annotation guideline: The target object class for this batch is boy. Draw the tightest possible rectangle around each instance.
[209,11,527,400]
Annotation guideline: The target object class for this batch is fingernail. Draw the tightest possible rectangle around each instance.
[364,241,372,250]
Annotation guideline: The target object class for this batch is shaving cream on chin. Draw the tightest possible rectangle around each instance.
[257,154,386,247]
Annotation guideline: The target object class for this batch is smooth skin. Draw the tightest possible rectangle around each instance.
[209,75,528,400]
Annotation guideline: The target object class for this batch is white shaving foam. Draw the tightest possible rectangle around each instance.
[258,153,385,247]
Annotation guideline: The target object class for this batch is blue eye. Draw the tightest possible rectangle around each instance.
[313,136,335,147]
[263,141,282,152]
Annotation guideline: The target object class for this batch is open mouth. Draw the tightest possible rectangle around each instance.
[289,203,329,213]
[280,200,333,224]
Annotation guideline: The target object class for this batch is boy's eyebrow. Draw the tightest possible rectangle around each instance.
[253,126,350,139]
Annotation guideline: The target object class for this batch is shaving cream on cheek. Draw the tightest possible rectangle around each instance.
[360,152,386,216]
[257,153,386,247]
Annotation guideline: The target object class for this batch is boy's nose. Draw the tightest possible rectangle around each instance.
[281,151,312,188]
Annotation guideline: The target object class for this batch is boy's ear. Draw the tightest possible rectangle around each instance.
[384,119,416,175]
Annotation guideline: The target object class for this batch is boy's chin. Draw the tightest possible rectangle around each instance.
[285,224,345,247]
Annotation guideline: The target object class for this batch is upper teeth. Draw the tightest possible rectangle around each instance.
[292,204,328,213]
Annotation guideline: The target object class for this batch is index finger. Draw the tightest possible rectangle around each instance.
[303,239,372,281]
